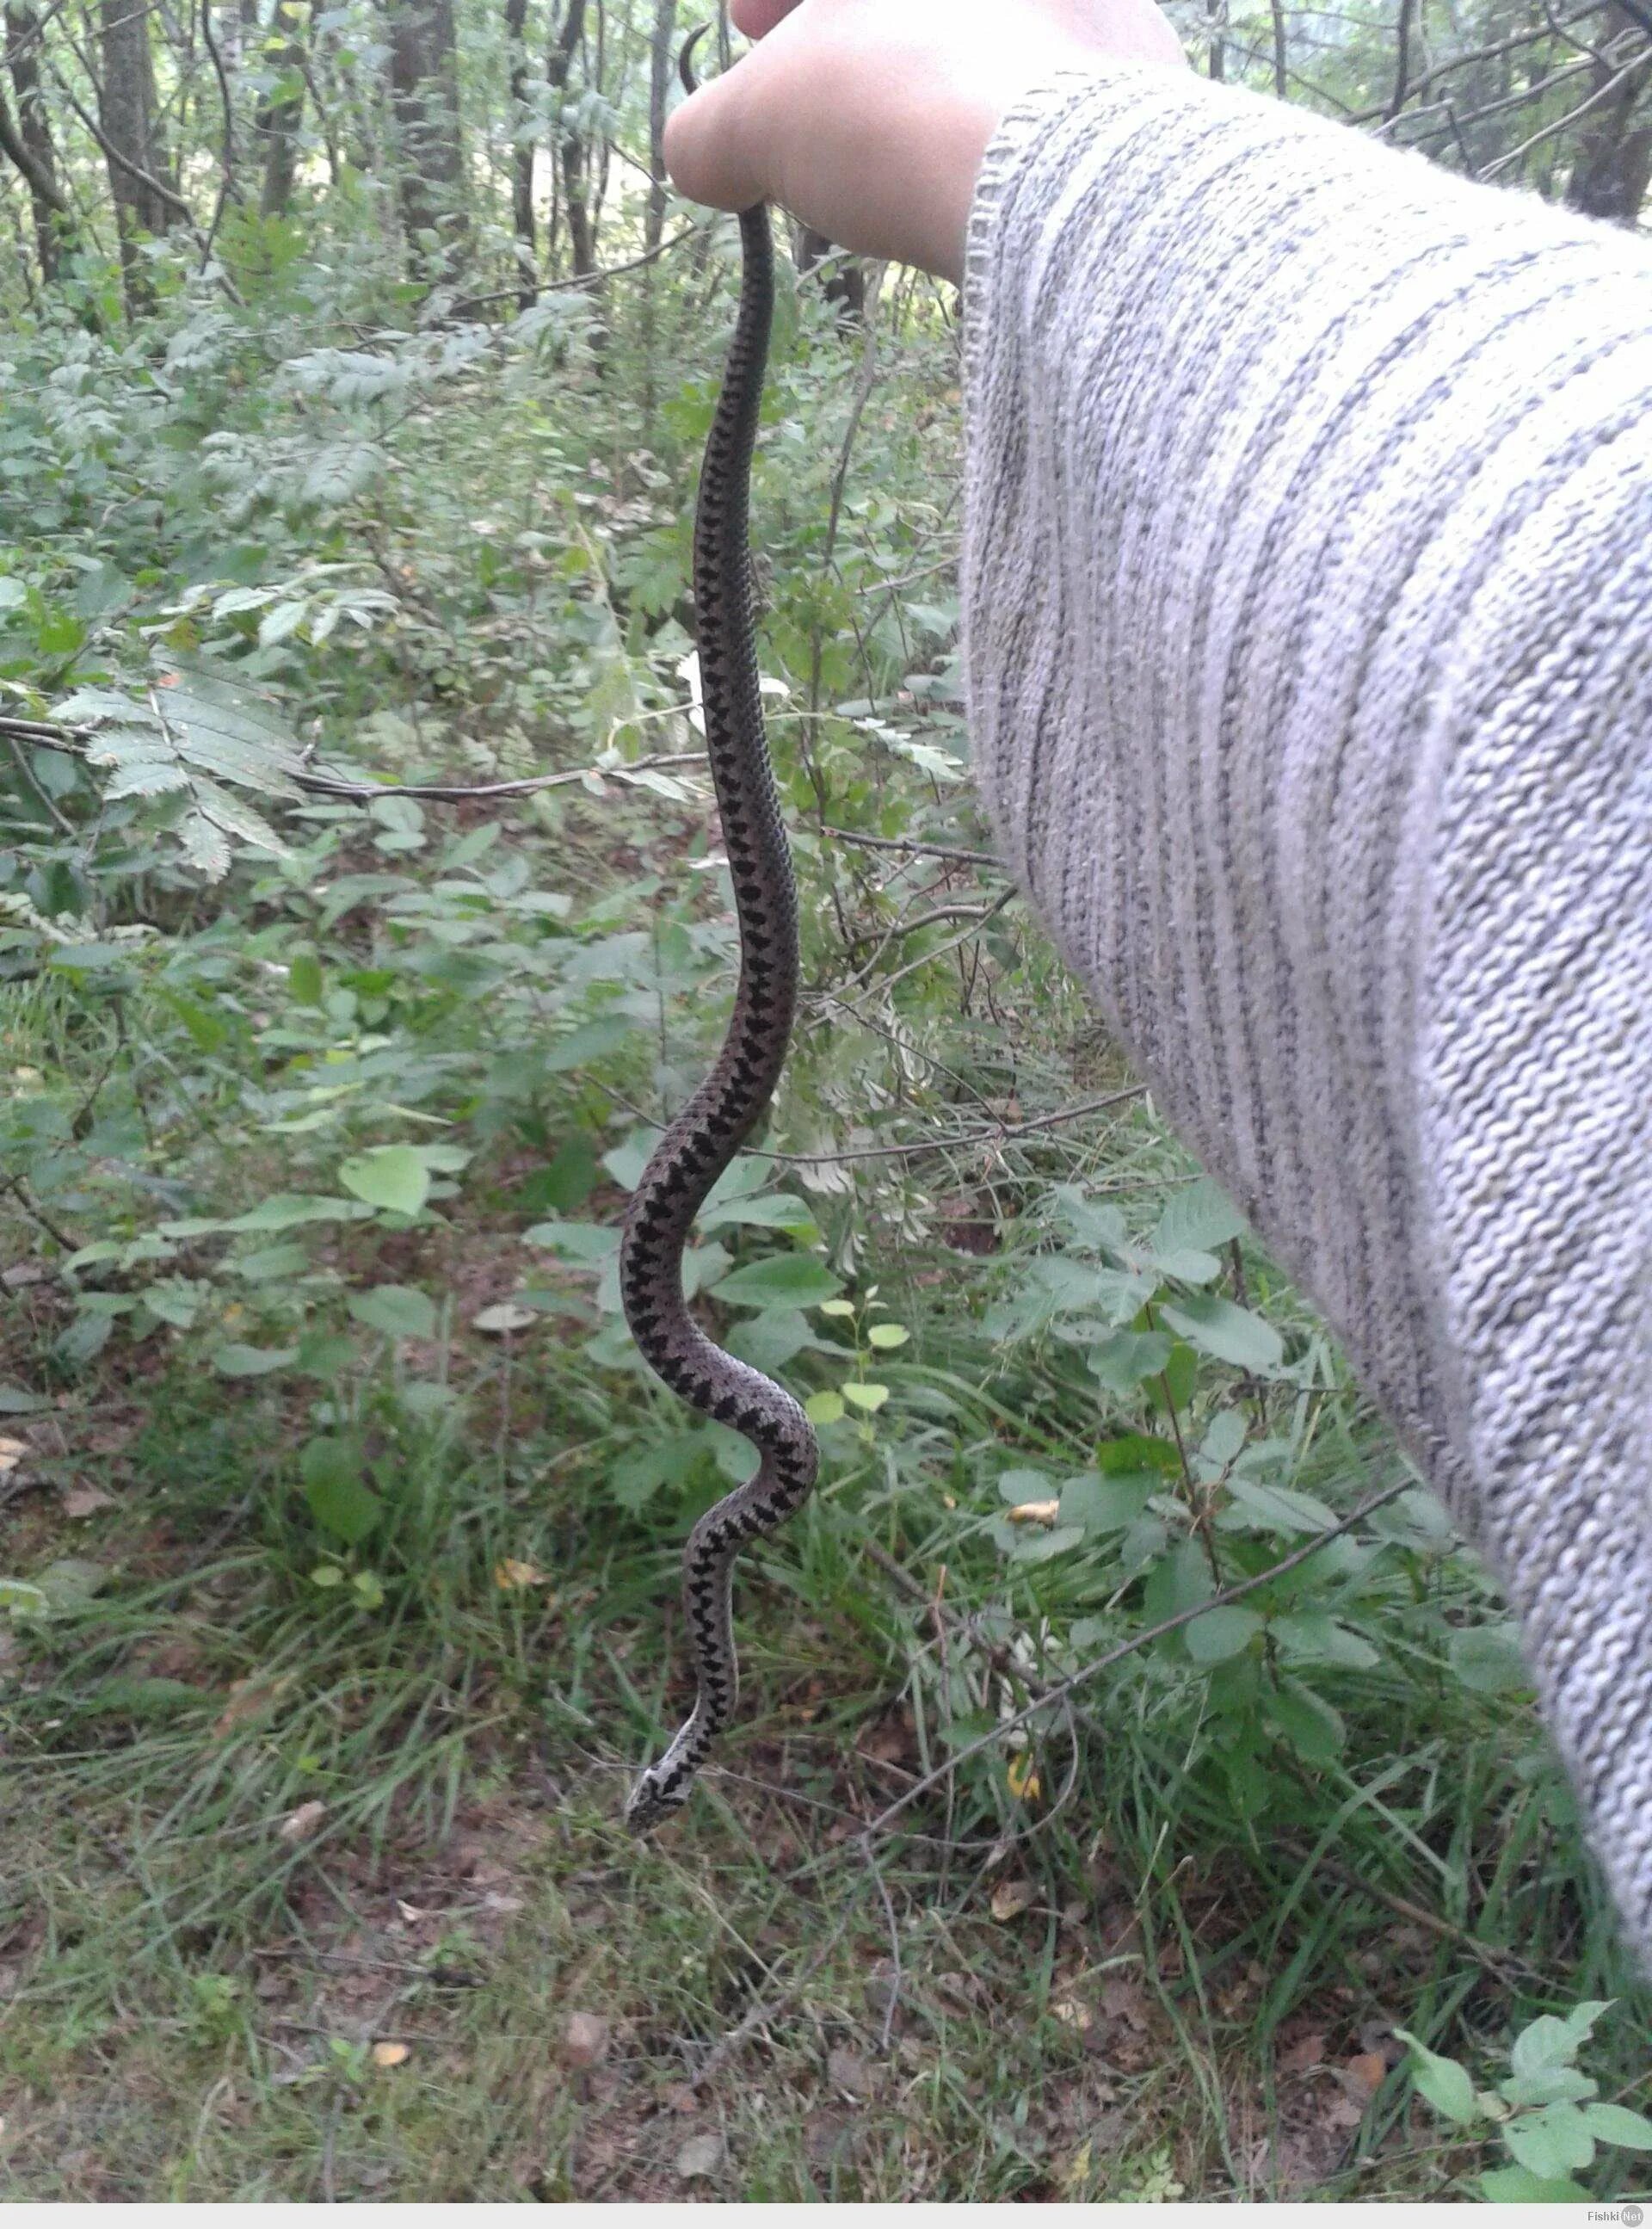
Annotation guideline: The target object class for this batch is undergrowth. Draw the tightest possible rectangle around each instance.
[2,193,1648,2202]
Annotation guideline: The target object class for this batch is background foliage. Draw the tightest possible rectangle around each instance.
[1,0,1649,2201]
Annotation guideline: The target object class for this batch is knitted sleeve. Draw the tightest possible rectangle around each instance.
[962,67,1652,1962]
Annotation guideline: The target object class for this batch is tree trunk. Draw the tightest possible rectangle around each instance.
[3,1,74,276]
[100,0,176,307]
[505,0,534,304]
[255,0,308,218]
[1565,6,1652,224]
[547,0,593,280]
[385,0,465,283]
[638,0,675,422]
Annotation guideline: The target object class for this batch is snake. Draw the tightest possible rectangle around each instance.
[620,28,820,1836]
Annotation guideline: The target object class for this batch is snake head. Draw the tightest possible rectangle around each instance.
[625,1764,688,1837]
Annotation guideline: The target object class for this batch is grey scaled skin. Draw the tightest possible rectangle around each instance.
[620,31,820,1837]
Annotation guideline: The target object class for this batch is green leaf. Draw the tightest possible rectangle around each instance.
[1186,1605,1264,1664]
[1449,1623,1530,1695]
[1270,1613,1379,1670]
[288,952,324,1006]
[698,1191,818,1238]
[1150,1179,1248,1262]
[0,1387,50,1415]
[804,1391,845,1427]
[1395,2032,1480,2127]
[1158,1293,1283,1372]
[866,1323,910,1349]
[1578,2102,1652,2151]
[348,1285,438,1340]
[338,1146,430,1217]
[1010,1524,1087,1565]
[841,1381,890,1412]
[212,1343,299,1376]
[299,1438,381,1546]
[998,1467,1055,1504]
[1503,2105,1596,2178]
[712,1256,843,1311]
[31,1558,112,1614]
[1057,1471,1154,1534]
[1224,1477,1339,1537]
[1088,1329,1174,1396]
[1480,2168,1591,2203]
[1099,1434,1183,1477]
[1512,2004,1612,2080]
[1267,1677,1346,1763]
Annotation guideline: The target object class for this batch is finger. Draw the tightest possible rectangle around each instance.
[731,0,803,32]
[663,52,767,211]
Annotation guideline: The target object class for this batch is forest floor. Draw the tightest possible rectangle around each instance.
[1,1269,1645,2204]
[2,261,1648,2203]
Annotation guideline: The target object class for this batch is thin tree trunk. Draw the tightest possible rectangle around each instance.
[385,0,465,283]
[4,0,72,275]
[639,0,674,423]
[547,0,592,279]
[255,0,306,217]
[505,0,534,304]
[1566,4,1652,222]
[1205,0,1225,81]
[100,0,177,308]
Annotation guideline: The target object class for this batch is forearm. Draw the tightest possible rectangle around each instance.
[964,68,1652,1955]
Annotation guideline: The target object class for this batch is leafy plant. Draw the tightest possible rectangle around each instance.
[1399,2004,1652,2201]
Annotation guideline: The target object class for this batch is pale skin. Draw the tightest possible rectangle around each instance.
[664,0,1187,287]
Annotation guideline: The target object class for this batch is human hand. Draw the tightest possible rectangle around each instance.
[664,0,1185,284]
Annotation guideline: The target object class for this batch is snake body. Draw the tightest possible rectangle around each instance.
[621,57,819,1834]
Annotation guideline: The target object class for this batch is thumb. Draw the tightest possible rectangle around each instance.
[663,43,769,212]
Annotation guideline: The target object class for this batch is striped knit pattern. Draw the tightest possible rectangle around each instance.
[963,69,1652,1963]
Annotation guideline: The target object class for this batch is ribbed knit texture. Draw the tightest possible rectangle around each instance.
[963,69,1652,1961]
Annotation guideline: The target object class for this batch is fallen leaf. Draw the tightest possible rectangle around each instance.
[1343,2051,1387,2100]
[1321,2087,1365,2132]
[662,2084,700,2115]
[675,2133,725,2181]
[1007,1499,1061,1525]
[214,1676,290,1738]
[372,2041,410,2069]
[396,1899,431,1923]
[1280,2029,1328,2075]
[563,2010,610,2067]
[826,2045,872,2099]
[1099,1975,1152,2030]
[474,1302,537,1335]
[60,1482,114,1519]
[278,1800,327,1842]
[1008,1752,1041,1803]
[1052,1998,1093,2033]
[494,1559,547,1590]
[990,1878,1036,1923]
[0,1437,25,1474]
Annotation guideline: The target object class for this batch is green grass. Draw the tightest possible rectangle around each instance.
[3,1244,1649,2201]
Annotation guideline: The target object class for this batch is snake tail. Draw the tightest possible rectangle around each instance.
[620,200,820,1836]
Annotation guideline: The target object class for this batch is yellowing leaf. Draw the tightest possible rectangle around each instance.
[1008,1752,1041,1803]
[372,2041,410,2069]
[495,1559,547,1590]
[1008,1499,1061,1525]
[989,1878,1036,1923]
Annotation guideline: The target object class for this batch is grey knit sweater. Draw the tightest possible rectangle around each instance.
[963,71,1651,1961]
